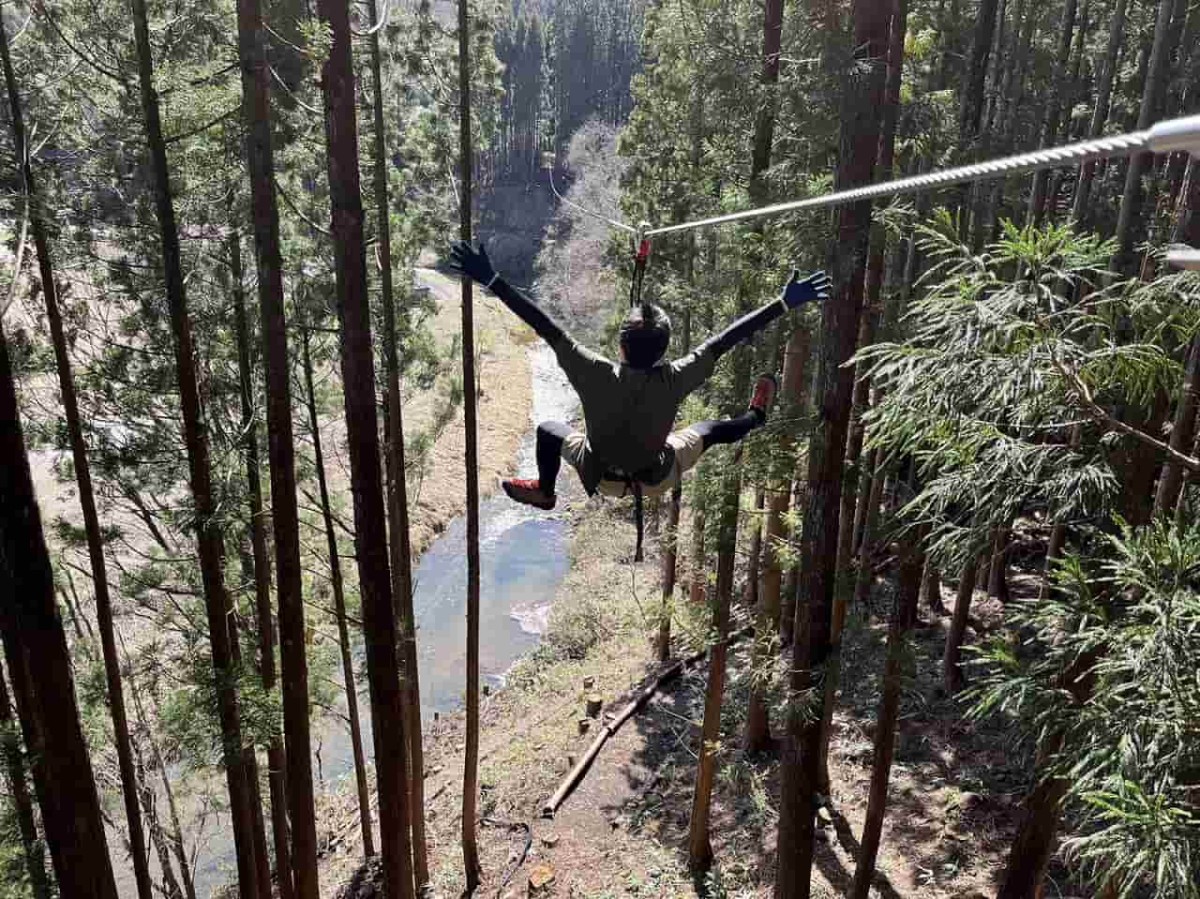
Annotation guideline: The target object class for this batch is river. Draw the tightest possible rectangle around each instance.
[182,343,579,896]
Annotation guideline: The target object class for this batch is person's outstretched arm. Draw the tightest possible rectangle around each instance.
[671,269,830,395]
[445,241,612,388]
[447,240,572,346]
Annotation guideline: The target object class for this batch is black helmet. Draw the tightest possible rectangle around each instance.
[619,303,672,369]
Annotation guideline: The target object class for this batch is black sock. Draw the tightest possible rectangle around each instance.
[694,411,763,451]
[535,421,570,494]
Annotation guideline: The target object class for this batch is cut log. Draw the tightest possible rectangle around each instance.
[541,627,752,818]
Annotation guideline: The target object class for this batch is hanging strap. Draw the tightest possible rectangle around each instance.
[628,227,652,308]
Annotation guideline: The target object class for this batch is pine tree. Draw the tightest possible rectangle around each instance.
[313,0,414,892]
[0,12,153,897]
[128,0,263,891]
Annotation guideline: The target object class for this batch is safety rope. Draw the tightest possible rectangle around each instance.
[549,115,1200,240]
[628,228,651,307]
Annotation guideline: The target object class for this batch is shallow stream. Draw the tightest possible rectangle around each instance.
[185,344,579,895]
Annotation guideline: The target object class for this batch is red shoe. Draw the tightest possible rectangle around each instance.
[502,478,556,510]
[749,374,779,418]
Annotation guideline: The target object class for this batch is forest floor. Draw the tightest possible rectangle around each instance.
[319,489,1064,899]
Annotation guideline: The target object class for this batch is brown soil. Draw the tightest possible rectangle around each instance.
[320,492,1034,899]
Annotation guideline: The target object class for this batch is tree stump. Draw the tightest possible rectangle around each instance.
[585,694,603,718]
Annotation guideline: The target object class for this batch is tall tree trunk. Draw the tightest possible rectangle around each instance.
[980,0,1035,240]
[228,228,294,899]
[943,555,979,693]
[688,506,708,604]
[852,456,887,607]
[314,0,414,891]
[1154,173,1200,513]
[958,0,1000,143]
[1072,0,1127,226]
[774,2,891,895]
[0,19,151,899]
[227,607,275,899]
[1027,0,1079,224]
[848,534,923,899]
[456,0,482,889]
[987,525,1011,602]
[128,0,261,892]
[131,735,185,899]
[819,0,908,798]
[746,325,812,750]
[997,737,1071,899]
[127,647,197,899]
[1114,0,1179,273]
[0,663,49,899]
[693,0,786,858]
[302,332,376,857]
[0,324,118,898]
[658,316,694,661]
[922,560,944,614]
[233,0,321,889]
[367,0,429,876]
[687,461,739,871]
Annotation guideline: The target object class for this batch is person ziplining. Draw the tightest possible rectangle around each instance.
[446,240,830,511]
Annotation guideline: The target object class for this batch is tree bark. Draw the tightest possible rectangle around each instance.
[0,663,49,899]
[688,506,708,604]
[1114,0,1179,273]
[233,0,321,889]
[922,560,944,614]
[0,323,118,898]
[657,484,682,662]
[774,2,891,895]
[127,651,197,899]
[987,525,1011,602]
[996,762,1070,898]
[1027,0,1078,224]
[302,331,375,857]
[687,463,738,872]
[852,457,887,608]
[313,0,414,891]
[128,0,262,892]
[958,0,1000,142]
[848,534,923,899]
[456,0,482,889]
[1154,174,1200,513]
[367,0,428,874]
[1072,0,1127,226]
[228,227,294,899]
[943,556,978,693]
[226,607,275,899]
[746,325,812,751]
[0,18,152,899]
[819,0,907,799]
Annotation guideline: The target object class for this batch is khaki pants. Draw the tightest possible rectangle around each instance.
[561,427,706,498]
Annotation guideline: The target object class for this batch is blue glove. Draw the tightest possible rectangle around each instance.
[446,240,497,287]
[781,269,831,309]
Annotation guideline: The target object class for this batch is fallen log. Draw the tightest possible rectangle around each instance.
[540,626,752,818]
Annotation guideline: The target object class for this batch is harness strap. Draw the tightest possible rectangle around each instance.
[628,231,651,308]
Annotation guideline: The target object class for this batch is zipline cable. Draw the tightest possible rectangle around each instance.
[551,115,1200,240]
[646,116,1200,237]
[549,165,639,235]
